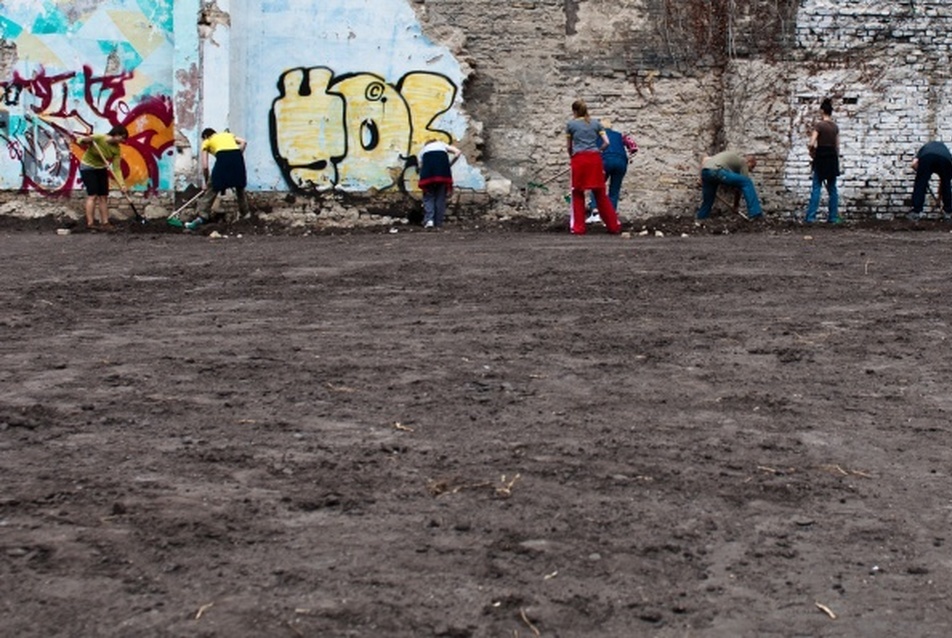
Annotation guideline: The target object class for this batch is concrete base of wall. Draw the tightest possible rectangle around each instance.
[0,189,532,229]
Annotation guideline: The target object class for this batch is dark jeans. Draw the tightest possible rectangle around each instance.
[423,183,449,226]
[805,172,839,223]
[196,186,250,220]
[912,154,952,214]
[589,155,628,212]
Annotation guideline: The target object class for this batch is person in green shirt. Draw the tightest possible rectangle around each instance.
[76,125,129,231]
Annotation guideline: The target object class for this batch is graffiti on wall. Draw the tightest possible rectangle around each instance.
[0,0,175,195]
[0,66,173,195]
[270,66,460,194]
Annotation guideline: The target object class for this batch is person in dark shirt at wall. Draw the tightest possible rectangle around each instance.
[910,141,952,221]
[805,97,840,224]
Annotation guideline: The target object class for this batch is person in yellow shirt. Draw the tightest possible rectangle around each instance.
[76,125,128,231]
[184,128,250,230]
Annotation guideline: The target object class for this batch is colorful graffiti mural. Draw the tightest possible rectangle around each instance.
[0,0,175,195]
[270,67,462,195]
[1,67,173,194]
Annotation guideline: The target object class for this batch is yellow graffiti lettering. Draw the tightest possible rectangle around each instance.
[399,72,456,154]
[271,67,344,191]
[330,73,411,190]
[270,67,461,193]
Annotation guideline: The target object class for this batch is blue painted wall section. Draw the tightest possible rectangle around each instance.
[234,0,484,193]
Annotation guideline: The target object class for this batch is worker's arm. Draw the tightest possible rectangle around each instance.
[446,144,462,165]
[808,130,818,158]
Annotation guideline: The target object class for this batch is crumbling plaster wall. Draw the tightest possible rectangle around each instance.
[416,0,952,220]
[414,0,772,219]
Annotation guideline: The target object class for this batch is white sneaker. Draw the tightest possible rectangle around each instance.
[585,213,600,225]
[424,220,435,229]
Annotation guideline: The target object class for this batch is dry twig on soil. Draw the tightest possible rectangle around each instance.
[427,478,493,496]
[427,473,522,498]
[815,601,837,619]
[520,608,541,636]
[497,473,522,498]
[818,464,872,478]
[757,465,794,474]
[194,602,214,620]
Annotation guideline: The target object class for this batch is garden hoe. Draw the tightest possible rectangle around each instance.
[166,189,207,228]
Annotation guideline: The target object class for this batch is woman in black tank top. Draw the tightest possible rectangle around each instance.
[805,98,840,224]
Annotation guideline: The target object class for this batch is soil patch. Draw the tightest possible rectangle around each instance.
[2,216,951,636]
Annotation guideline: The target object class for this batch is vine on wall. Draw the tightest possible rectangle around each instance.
[656,0,798,70]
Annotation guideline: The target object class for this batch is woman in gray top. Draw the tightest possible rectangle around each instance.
[565,100,621,235]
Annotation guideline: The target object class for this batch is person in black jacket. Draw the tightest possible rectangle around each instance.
[910,141,952,221]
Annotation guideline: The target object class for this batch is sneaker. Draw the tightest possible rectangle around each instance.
[424,220,435,229]
[586,208,600,224]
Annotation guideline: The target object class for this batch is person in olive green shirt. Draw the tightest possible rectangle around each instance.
[77,125,128,231]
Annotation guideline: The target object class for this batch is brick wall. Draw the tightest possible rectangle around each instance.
[776,0,952,218]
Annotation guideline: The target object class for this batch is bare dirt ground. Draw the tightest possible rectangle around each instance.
[2,212,951,637]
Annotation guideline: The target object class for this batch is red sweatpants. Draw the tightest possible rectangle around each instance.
[569,152,621,234]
